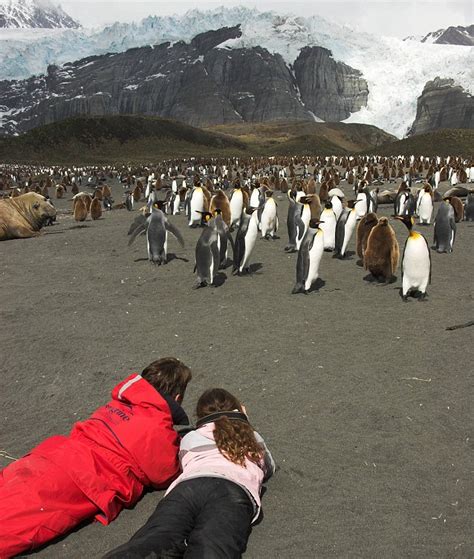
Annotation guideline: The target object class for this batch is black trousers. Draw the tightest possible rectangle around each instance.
[104,478,254,559]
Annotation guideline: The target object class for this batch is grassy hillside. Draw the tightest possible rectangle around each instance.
[1,116,472,164]
[209,121,397,153]
[366,129,474,157]
[0,115,248,164]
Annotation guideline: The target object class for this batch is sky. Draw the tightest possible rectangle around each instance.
[61,1,473,38]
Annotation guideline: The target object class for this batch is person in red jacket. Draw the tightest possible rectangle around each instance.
[0,357,192,559]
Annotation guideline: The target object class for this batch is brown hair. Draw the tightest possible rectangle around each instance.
[141,357,192,400]
[196,388,263,467]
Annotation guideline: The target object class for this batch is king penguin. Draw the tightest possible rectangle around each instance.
[233,208,259,275]
[128,204,185,265]
[334,205,359,259]
[229,184,245,230]
[416,185,433,225]
[188,186,205,227]
[433,200,456,253]
[465,193,474,221]
[395,215,431,301]
[292,219,325,294]
[319,202,337,251]
[285,190,299,252]
[194,212,220,288]
[260,190,279,239]
[295,196,312,251]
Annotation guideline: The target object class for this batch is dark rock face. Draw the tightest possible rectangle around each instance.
[293,47,369,121]
[0,25,368,136]
[421,25,474,46]
[408,77,473,136]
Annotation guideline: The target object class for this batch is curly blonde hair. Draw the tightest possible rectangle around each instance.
[196,388,263,467]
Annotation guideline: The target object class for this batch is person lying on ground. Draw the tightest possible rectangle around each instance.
[105,387,275,559]
[0,357,192,559]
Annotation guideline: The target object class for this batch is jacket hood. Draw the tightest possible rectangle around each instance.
[111,374,169,412]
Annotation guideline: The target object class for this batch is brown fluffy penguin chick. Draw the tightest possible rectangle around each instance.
[201,185,212,211]
[319,181,329,202]
[364,217,399,282]
[307,194,322,219]
[210,189,231,226]
[445,196,464,222]
[74,197,88,222]
[356,212,379,261]
[55,185,64,199]
[90,197,102,220]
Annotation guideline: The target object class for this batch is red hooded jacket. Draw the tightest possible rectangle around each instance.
[29,374,180,524]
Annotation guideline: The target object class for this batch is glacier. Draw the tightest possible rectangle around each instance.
[0,5,472,137]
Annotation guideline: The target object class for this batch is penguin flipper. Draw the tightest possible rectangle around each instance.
[165,221,185,248]
[127,213,147,236]
[128,222,148,246]
[226,230,235,253]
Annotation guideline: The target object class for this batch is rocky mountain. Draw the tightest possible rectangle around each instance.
[408,77,473,135]
[421,25,474,46]
[0,25,370,136]
[0,0,79,28]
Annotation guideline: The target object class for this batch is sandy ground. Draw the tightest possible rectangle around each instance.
[1,176,473,558]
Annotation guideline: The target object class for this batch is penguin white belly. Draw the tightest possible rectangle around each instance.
[173,193,180,215]
[403,235,430,293]
[355,193,368,217]
[320,211,336,250]
[249,188,260,208]
[305,230,324,291]
[341,211,357,256]
[163,231,168,259]
[189,190,204,225]
[331,196,343,221]
[396,193,407,215]
[241,215,259,271]
[230,192,243,226]
[260,200,277,237]
[172,180,178,193]
[418,194,433,224]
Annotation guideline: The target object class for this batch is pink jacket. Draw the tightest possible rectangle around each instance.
[166,422,275,522]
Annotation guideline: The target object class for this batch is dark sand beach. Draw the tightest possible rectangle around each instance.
[1,176,473,558]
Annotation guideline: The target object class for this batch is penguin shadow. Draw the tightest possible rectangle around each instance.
[363,273,397,285]
[308,278,326,293]
[235,263,263,277]
[356,258,363,267]
[68,224,90,230]
[333,250,356,260]
[167,253,190,264]
[212,272,227,287]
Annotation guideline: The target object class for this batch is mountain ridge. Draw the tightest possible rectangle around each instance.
[0,0,79,28]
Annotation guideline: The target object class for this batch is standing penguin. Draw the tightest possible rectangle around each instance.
[210,189,231,227]
[465,193,474,221]
[395,216,431,301]
[394,182,409,216]
[356,212,379,264]
[233,208,259,275]
[229,184,245,230]
[416,184,433,225]
[188,186,205,227]
[73,197,88,222]
[260,190,279,239]
[364,217,399,283]
[128,206,185,265]
[292,219,325,294]
[433,201,456,253]
[295,196,312,251]
[285,190,300,252]
[334,206,358,259]
[319,202,337,251]
[90,197,102,220]
[194,212,220,288]
[212,209,234,269]
[125,192,134,211]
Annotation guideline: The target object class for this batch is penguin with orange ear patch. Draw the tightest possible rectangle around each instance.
[364,217,399,283]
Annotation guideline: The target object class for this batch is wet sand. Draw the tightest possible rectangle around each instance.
[1,176,473,558]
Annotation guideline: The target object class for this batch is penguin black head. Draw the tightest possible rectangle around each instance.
[300,195,312,205]
[153,200,166,212]
[394,215,414,231]
[213,208,222,216]
[324,201,332,209]
[197,211,213,223]
[265,190,274,198]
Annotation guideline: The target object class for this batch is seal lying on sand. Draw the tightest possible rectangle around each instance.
[0,193,56,241]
